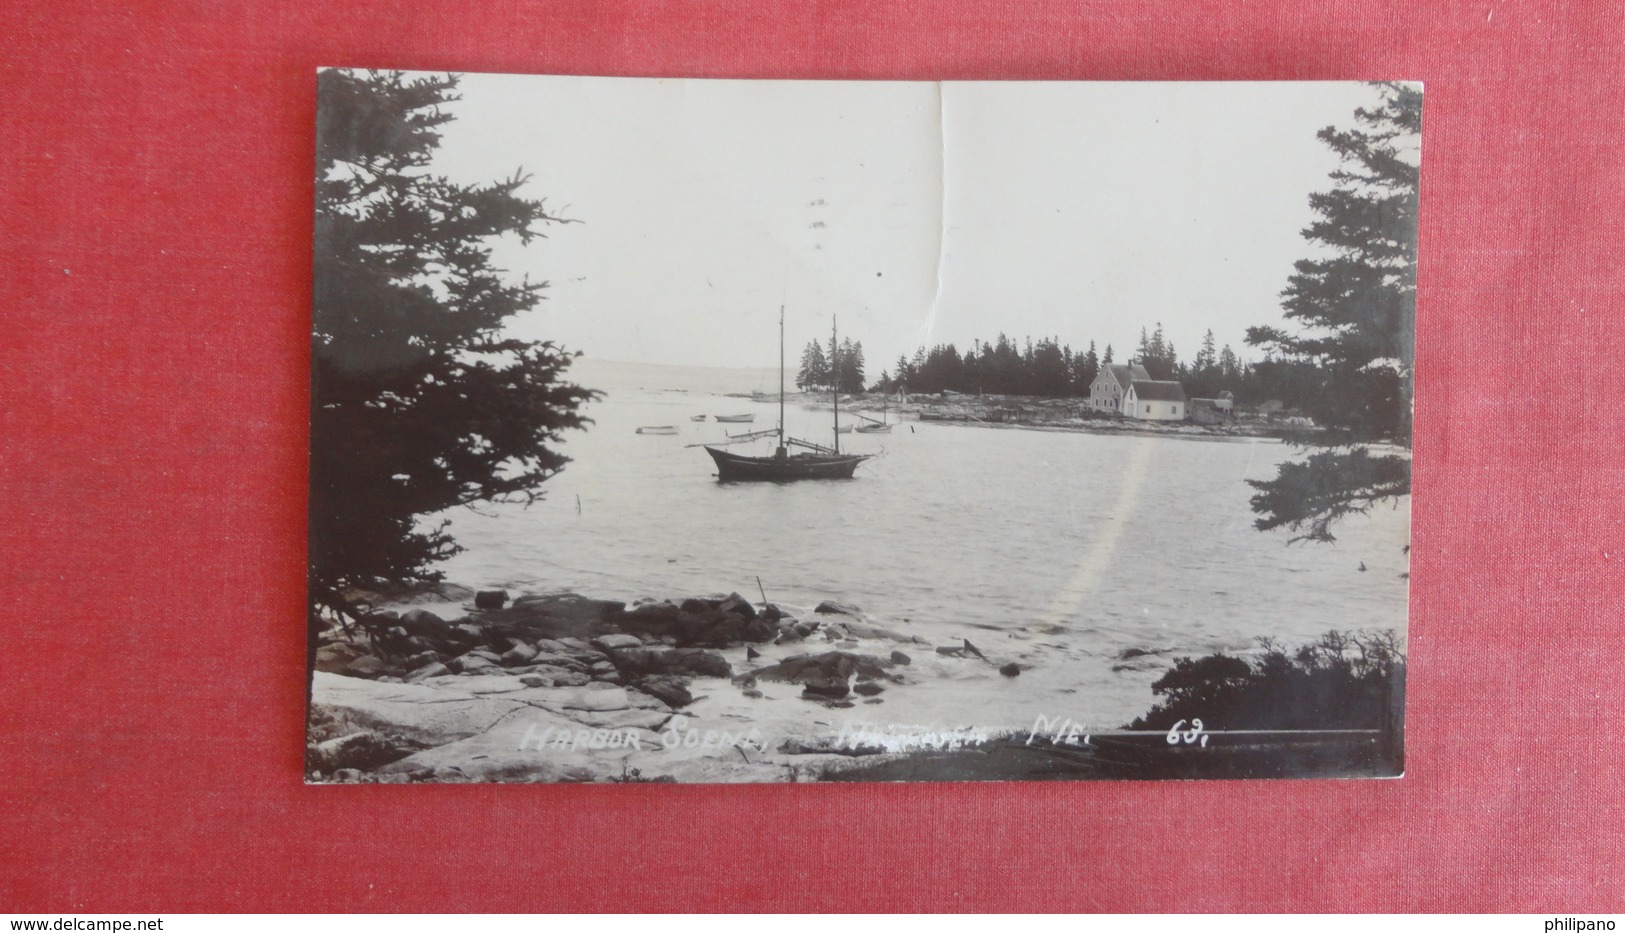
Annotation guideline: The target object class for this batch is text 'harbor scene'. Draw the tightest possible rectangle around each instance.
[306,72,1417,783]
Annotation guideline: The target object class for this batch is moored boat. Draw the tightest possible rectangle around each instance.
[701,309,872,482]
[713,413,755,423]
[854,400,892,433]
[636,425,679,435]
[705,446,869,481]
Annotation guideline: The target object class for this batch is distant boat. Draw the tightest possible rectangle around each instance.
[636,426,679,435]
[703,309,872,482]
[690,414,708,422]
[854,399,892,434]
[714,413,755,423]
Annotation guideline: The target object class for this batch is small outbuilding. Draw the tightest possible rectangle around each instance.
[1124,380,1187,421]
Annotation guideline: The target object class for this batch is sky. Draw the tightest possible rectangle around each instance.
[419,73,1388,373]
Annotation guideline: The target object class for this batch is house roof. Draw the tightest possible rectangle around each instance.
[1103,363,1150,390]
[1130,380,1187,402]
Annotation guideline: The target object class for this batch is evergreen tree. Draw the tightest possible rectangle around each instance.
[1245,83,1420,542]
[1196,329,1218,372]
[796,339,829,390]
[1102,344,1114,365]
[1148,323,1166,364]
[1076,341,1100,394]
[1031,337,1071,397]
[845,338,866,392]
[309,69,594,630]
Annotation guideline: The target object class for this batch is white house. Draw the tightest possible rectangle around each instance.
[1123,380,1188,421]
[1088,362,1151,413]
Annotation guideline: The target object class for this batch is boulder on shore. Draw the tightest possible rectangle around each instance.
[815,600,861,616]
[474,589,509,610]
[308,730,418,774]
[801,676,850,699]
[398,609,450,639]
[635,676,695,709]
[717,592,756,619]
[343,655,386,679]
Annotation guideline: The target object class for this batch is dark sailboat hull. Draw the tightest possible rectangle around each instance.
[705,446,870,482]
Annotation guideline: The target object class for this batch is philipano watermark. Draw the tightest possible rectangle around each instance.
[1545,920,1616,932]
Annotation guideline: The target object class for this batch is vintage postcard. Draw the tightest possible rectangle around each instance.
[306,71,1417,783]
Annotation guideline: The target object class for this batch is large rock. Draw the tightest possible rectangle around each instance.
[717,593,756,620]
[507,594,627,629]
[634,676,694,709]
[398,609,450,639]
[448,653,497,674]
[604,646,731,680]
[592,633,644,651]
[449,623,486,646]
[801,676,850,700]
[500,643,540,666]
[474,589,509,610]
[751,651,890,686]
[618,602,684,639]
[343,655,386,679]
[308,730,416,773]
[742,617,777,643]
[404,662,449,683]
[815,600,861,615]
[309,672,528,746]
[374,708,629,783]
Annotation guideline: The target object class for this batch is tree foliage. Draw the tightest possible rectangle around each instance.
[797,337,865,391]
[309,69,595,626]
[1130,630,1405,733]
[1245,83,1420,541]
[795,339,829,390]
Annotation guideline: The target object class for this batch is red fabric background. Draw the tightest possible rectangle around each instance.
[2,0,1621,913]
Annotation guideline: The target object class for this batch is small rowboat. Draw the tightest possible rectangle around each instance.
[714,413,755,423]
[636,426,679,435]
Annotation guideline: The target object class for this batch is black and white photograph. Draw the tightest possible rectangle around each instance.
[305,71,1417,784]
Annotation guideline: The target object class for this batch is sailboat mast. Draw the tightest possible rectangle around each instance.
[778,305,785,450]
[832,315,840,454]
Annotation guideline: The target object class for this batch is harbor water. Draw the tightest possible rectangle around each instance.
[429,358,1411,729]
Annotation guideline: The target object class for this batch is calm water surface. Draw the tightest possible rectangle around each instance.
[432,359,1411,727]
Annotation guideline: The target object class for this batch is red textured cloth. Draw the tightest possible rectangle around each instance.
[2,0,1621,913]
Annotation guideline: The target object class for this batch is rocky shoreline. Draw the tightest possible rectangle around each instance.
[307,585,1019,783]
[308,585,1400,783]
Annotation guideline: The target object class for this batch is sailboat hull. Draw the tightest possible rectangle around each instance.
[705,446,870,482]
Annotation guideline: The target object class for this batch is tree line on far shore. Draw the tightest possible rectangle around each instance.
[866,326,1270,404]
[801,323,1338,410]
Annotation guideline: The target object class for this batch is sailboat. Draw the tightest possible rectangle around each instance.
[854,399,892,433]
[703,309,872,482]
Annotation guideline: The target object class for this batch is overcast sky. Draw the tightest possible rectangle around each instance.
[421,74,1385,372]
